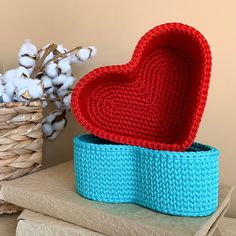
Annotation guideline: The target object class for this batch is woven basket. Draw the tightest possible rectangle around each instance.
[0,101,43,214]
[74,134,219,217]
[72,23,212,151]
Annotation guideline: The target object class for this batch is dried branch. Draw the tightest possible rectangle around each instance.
[31,44,57,79]
[44,46,82,67]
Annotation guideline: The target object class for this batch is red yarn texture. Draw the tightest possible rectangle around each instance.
[71,23,212,151]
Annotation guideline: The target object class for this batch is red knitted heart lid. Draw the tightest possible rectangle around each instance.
[71,23,212,151]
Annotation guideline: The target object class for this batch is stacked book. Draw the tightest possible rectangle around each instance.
[0,161,234,236]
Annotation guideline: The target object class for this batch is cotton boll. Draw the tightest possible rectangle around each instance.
[52,74,67,89]
[42,76,53,94]
[63,93,71,110]
[14,78,43,101]
[16,66,30,79]
[45,110,62,124]
[0,83,4,96]
[17,88,30,97]
[46,87,54,95]
[29,85,43,99]
[26,67,33,75]
[56,89,69,97]
[47,109,67,132]
[45,62,59,78]
[52,75,74,92]
[2,69,17,84]
[76,48,90,61]
[2,92,12,103]
[5,82,15,98]
[23,78,42,91]
[58,59,71,74]
[41,76,52,87]
[47,130,61,140]
[43,110,67,139]
[14,78,41,98]
[15,88,39,102]
[88,46,96,57]
[64,76,74,90]
[70,46,96,64]
[14,78,29,91]
[45,110,66,125]
[57,44,68,54]
[27,78,41,87]
[58,76,74,91]
[65,70,72,77]
[52,74,67,84]
[69,54,80,64]
[28,84,43,99]
[42,122,54,137]
[52,118,66,131]
[19,39,37,58]
[19,56,35,68]
[14,94,30,103]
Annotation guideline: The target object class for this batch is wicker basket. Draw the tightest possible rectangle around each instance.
[0,101,43,214]
[74,134,219,217]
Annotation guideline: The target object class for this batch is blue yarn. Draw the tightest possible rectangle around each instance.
[74,134,219,217]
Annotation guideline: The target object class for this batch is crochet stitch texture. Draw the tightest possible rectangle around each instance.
[74,134,219,216]
[72,23,212,151]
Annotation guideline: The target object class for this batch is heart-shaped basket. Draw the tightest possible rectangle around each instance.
[74,134,219,217]
[72,23,212,151]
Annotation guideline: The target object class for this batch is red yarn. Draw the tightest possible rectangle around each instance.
[71,23,212,151]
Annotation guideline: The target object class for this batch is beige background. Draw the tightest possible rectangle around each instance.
[0,0,235,217]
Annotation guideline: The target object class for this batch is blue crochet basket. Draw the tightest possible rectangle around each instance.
[74,134,219,217]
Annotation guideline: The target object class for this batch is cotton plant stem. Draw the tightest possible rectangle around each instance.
[31,44,57,79]
[44,46,82,67]
[31,45,82,79]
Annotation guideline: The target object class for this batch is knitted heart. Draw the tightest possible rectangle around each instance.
[72,23,212,151]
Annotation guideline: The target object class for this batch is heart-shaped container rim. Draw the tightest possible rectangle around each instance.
[72,23,212,151]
